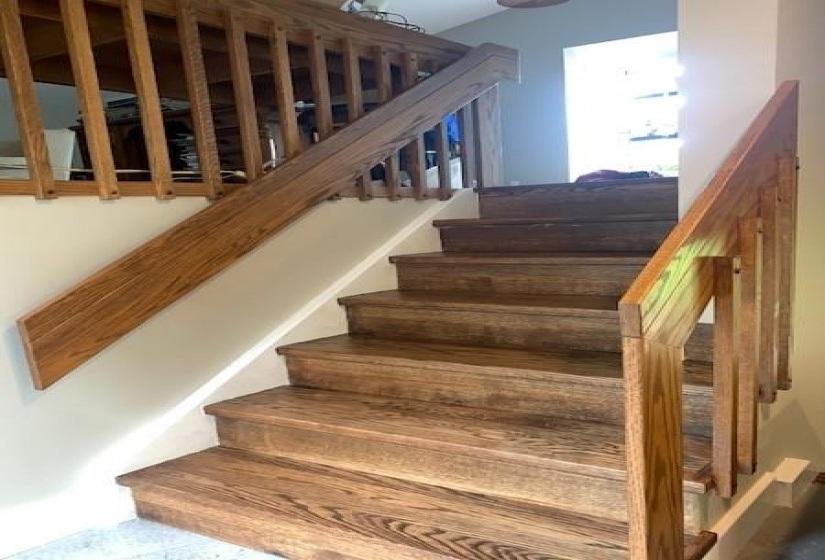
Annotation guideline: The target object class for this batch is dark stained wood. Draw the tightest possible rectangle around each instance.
[623,336,685,560]
[458,104,478,190]
[0,0,55,199]
[305,28,333,141]
[737,216,761,474]
[18,43,519,388]
[60,0,119,198]
[269,23,300,161]
[474,85,503,190]
[434,119,452,200]
[175,0,223,198]
[400,52,427,200]
[372,45,401,201]
[123,0,174,199]
[119,448,634,560]
[479,179,678,221]
[685,532,718,560]
[438,219,675,254]
[225,10,263,181]
[712,257,738,498]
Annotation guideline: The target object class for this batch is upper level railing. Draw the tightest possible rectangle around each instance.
[619,81,799,559]
[0,0,481,199]
[18,39,518,389]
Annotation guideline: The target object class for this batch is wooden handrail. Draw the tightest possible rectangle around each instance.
[18,43,518,389]
[620,81,799,559]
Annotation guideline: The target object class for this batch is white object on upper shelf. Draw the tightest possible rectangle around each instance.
[0,129,77,181]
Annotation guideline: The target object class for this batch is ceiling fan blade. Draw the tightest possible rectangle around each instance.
[497,0,571,7]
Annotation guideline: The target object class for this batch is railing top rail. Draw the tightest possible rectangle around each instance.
[82,0,471,62]
[619,80,799,344]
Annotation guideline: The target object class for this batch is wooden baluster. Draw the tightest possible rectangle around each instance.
[624,336,685,560]
[474,85,504,190]
[758,183,780,402]
[435,119,451,200]
[123,0,174,199]
[305,29,333,141]
[60,0,119,199]
[0,0,55,198]
[737,216,762,474]
[341,37,369,199]
[712,256,740,498]
[373,45,401,200]
[225,10,263,181]
[458,105,477,190]
[175,0,222,198]
[269,24,300,161]
[401,52,427,200]
[775,155,798,390]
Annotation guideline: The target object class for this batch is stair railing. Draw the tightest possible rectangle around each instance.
[619,81,799,559]
[18,40,518,389]
[1,0,484,199]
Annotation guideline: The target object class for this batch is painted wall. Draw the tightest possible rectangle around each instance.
[0,191,476,558]
[679,0,825,554]
[440,0,676,185]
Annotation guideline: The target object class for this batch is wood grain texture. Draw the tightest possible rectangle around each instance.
[60,0,119,198]
[623,337,685,560]
[474,85,503,190]
[775,154,798,390]
[342,37,363,123]
[479,179,678,221]
[19,43,519,388]
[758,182,780,402]
[435,119,452,200]
[712,257,739,498]
[399,53,427,200]
[123,0,174,199]
[0,0,55,199]
[269,23,300,161]
[458,104,478,190]
[438,219,675,254]
[737,216,761,474]
[225,10,263,181]
[306,28,333,141]
[119,448,634,560]
[175,0,223,198]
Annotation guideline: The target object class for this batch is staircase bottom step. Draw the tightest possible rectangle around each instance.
[119,448,716,560]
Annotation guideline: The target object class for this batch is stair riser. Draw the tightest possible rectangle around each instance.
[346,304,622,353]
[439,221,674,253]
[396,263,645,296]
[215,417,704,533]
[285,355,713,437]
[479,181,678,221]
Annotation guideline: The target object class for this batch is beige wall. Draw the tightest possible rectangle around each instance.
[679,0,825,553]
[0,191,477,558]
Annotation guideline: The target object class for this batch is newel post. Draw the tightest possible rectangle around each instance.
[623,335,685,560]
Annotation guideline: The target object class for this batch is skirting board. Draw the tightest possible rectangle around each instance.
[703,458,814,560]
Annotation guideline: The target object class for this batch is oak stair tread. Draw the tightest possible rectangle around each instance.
[119,447,639,560]
[339,289,621,317]
[205,386,712,491]
[478,177,678,192]
[434,216,677,227]
[389,251,654,265]
[278,333,713,387]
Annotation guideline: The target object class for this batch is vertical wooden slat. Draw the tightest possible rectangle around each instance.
[736,216,761,474]
[374,45,400,200]
[225,10,263,181]
[401,52,427,200]
[60,0,119,198]
[474,85,503,190]
[270,24,300,160]
[775,155,798,390]
[712,256,739,499]
[123,0,173,199]
[175,0,222,198]
[342,37,363,123]
[0,0,55,198]
[305,29,333,141]
[435,120,451,200]
[458,105,477,190]
[758,183,780,403]
[624,336,685,560]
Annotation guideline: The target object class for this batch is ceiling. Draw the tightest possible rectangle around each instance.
[313,0,508,34]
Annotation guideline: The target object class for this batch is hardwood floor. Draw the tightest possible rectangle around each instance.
[119,179,717,559]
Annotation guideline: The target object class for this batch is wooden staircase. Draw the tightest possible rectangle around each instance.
[118,177,719,559]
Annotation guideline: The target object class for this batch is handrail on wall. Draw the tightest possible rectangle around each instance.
[620,81,799,559]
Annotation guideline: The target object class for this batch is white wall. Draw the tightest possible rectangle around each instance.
[0,191,477,558]
[679,0,825,554]
[440,0,676,185]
